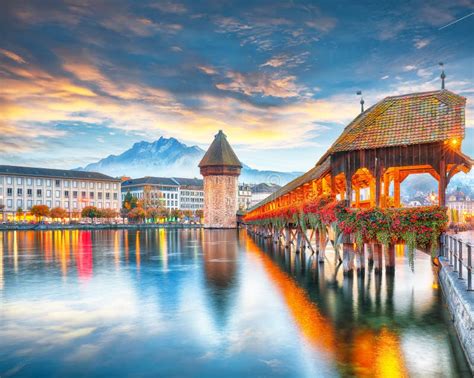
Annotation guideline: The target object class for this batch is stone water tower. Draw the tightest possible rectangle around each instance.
[199,130,242,228]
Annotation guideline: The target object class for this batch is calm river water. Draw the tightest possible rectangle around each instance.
[0,229,470,377]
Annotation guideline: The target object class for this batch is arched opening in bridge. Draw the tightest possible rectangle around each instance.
[399,172,439,207]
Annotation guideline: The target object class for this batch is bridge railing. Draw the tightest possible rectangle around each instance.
[442,234,473,291]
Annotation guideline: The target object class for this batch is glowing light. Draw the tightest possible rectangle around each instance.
[451,138,458,146]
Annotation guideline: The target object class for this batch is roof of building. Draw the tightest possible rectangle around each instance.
[172,177,203,187]
[0,165,120,181]
[322,90,465,159]
[121,176,178,187]
[198,130,242,168]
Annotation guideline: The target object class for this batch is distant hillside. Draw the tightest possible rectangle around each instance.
[79,137,302,185]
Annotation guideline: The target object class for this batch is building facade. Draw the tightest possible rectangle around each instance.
[238,184,252,210]
[121,177,204,211]
[0,165,121,219]
[199,130,242,228]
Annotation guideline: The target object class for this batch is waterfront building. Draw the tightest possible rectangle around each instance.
[121,177,204,211]
[238,184,252,210]
[173,178,204,211]
[199,130,242,228]
[0,165,121,219]
[447,189,474,223]
[121,177,180,210]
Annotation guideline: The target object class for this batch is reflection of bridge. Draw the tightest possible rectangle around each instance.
[244,235,413,376]
[244,88,472,274]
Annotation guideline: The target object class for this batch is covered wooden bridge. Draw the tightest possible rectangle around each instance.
[243,89,472,273]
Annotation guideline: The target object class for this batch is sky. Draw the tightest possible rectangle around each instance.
[0,0,473,172]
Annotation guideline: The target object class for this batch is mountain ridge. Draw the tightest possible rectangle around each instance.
[79,137,303,185]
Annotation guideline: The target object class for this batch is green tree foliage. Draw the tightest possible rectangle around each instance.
[81,206,101,219]
[30,205,50,220]
[50,207,68,220]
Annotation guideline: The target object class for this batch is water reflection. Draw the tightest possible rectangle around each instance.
[0,229,469,377]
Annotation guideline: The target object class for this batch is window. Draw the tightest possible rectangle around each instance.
[98,182,102,189]
[98,202,102,208]
[73,201,78,209]
[81,191,86,199]
[113,203,117,209]
[7,199,12,208]
[46,179,51,187]
[73,181,78,188]
[81,182,86,188]
[90,201,95,206]
[113,183,117,190]
[27,200,32,209]
[17,199,22,207]
[106,202,110,208]
[113,193,118,200]
[46,200,52,207]
[17,177,22,185]
[7,177,12,185]
[90,192,94,199]
[27,189,32,197]
[55,200,60,207]
[36,178,42,185]
[55,190,60,198]
[73,191,78,199]
[17,188,22,196]
[105,183,110,190]
[46,190,51,198]
[64,190,69,198]
[27,178,32,186]
[7,188,12,197]
[89,182,94,189]
[98,192,103,200]
[64,202,69,209]
[64,181,69,188]
[105,193,110,200]
[36,200,41,205]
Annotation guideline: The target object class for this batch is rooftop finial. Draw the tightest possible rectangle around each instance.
[439,62,446,89]
[356,90,364,113]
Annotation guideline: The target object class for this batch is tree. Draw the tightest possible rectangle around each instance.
[195,209,203,220]
[146,207,160,222]
[158,207,169,220]
[170,209,181,222]
[101,208,118,223]
[128,207,146,223]
[123,191,133,209]
[81,206,100,220]
[31,205,50,221]
[120,207,129,223]
[16,207,24,221]
[50,207,68,222]
[182,210,193,219]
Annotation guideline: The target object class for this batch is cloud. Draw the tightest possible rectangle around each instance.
[416,68,432,78]
[216,71,307,98]
[260,52,310,68]
[403,65,417,72]
[413,38,430,49]
[305,17,337,32]
[149,1,187,14]
[0,48,26,64]
[198,65,217,75]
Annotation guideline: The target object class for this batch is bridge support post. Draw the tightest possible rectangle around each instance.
[342,243,355,275]
[384,244,395,274]
[373,243,383,274]
[357,246,366,276]
[366,243,374,265]
[284,227,291,249]
[318,229,327,263]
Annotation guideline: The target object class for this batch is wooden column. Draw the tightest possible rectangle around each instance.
[393,168,401,208]
[375,167,382,207]
[439,158,446,207]
[355,187,360,208]
[345,174,352,206]
[373,243,383,274]
[382,173,389,208]
[342,243,355,275]
[384,244,395,274]
[369,179,376,207]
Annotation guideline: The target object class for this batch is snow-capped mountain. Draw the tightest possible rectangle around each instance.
[78,137,302,185]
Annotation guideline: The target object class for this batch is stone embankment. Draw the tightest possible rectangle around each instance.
[0,223,202,231]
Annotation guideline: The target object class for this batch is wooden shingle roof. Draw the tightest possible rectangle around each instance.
[326,89,465,155]
[199,130,242,168]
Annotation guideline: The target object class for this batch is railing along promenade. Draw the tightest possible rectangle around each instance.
[442,233,473,291]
